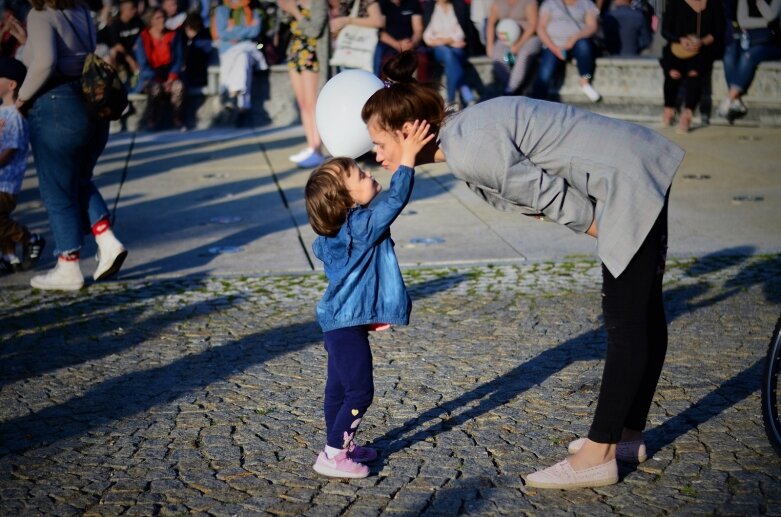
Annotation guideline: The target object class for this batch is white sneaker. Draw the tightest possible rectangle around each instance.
[729,98,747,114]
[289,147,314,163]
[30,259,84,291]
[297,151,325,168]
[94,230,127,281]
[717,97,732,117]
[580,83,602,103]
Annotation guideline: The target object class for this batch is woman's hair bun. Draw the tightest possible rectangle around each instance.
[381,50,418,84]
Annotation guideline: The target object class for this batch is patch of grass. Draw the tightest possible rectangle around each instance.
[679,484,698,497]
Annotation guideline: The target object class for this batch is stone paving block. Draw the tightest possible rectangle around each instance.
[1,258,780,515]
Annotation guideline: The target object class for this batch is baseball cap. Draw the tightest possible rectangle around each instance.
[0,57,27,84]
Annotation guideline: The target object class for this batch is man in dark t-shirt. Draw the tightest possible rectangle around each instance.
[107,0,144,87]
[375,0,428,80]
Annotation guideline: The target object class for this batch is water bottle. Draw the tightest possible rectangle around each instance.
[504,51,516,67]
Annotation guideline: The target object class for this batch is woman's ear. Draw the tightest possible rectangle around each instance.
[400,121,415,138]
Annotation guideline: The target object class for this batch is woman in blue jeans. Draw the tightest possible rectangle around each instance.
[423,0,475,107]
[16,0,127,290]
[718,0,781,121]
[532,0,602,102]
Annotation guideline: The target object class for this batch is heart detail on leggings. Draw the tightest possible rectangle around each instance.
[351,409,359,416]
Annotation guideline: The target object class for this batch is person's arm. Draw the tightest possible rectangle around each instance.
[168,31,183,81]
[738,0,781,27]
[364,120,433,243]
[0,148,16,167]
[408,12,423,47]
[511,1,538,53]
[17,12,57,105]
[563,3,598,49]
[756,0,781,21]
[133,33,153,92]
[536,8,564,59]
[501,156,596,233]
[660,0,680,41]
[485,1,498,57]
[214,5,261,41]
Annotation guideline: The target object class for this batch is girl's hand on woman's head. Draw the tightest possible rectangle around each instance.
[397,119,434,168]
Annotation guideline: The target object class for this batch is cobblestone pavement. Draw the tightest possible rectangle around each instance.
[2,253,780,516]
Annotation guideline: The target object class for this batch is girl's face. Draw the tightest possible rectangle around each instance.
[343,164,381,206]
[367,117,403,172]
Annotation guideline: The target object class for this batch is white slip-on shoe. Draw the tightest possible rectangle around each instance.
[567,437,647,463]
[580,83,602,103]
[94,230,127,281]
[31,259,84,291]
[525,458,618,489]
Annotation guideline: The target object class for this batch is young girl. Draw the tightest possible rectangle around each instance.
[304,120,433,478]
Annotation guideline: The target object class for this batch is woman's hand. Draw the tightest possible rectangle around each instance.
[329,15,350,33]
[397,119,434,168]
[586,218,598,238]
[7,15,26,45]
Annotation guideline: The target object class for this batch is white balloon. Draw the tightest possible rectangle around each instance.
[496,18,521,45]
[316,70,384,158]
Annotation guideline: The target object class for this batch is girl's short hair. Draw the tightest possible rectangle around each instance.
[362,51,446,135]
[305,157,356,236]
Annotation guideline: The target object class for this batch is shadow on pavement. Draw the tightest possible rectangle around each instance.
[0,273,468,455]
[369,250,780,480]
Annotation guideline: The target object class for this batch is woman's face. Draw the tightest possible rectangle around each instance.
[367,117,403,172]
[150,10,165,30]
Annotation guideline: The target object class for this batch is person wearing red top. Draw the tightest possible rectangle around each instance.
[134,7,185,129]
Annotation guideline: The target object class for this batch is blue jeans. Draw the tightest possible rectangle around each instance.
[431,45,468,103]
[723,40,781,94]
[28,80,110,257]
[532,38,596,100]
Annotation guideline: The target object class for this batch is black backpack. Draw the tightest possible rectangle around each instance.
[63,8,128,121]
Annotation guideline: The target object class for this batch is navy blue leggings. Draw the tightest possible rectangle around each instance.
[323,326,375,449]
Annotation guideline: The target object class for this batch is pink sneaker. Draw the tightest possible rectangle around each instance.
[347,441,378,463]
[312,450,369,478]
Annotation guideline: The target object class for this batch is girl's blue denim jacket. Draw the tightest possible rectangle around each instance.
[313,166,414,332]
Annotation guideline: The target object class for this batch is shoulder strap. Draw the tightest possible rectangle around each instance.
[60,7,94,54]
[350,0,362,19]
[560,0,584,31]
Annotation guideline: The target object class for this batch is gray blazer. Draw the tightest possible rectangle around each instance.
[438,97,686,277]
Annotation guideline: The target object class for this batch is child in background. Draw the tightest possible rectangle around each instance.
[182,12,213,91]
[0,57,43,274]
[304,120,433,478]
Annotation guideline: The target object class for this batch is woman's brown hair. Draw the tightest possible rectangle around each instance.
[361,51,446,135]
[30,0,84,11]
[305,157,356,237]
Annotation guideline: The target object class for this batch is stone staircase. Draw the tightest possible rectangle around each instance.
[112,56,781,133]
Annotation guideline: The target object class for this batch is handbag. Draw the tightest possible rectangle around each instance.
[670,11,701,59]
[63,8,129,121]
[329,0,378,72]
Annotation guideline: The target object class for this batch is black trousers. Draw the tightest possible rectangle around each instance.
[588,195,669,444]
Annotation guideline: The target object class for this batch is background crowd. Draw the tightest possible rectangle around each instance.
[0,0,778,284]
[1,0,777,134]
